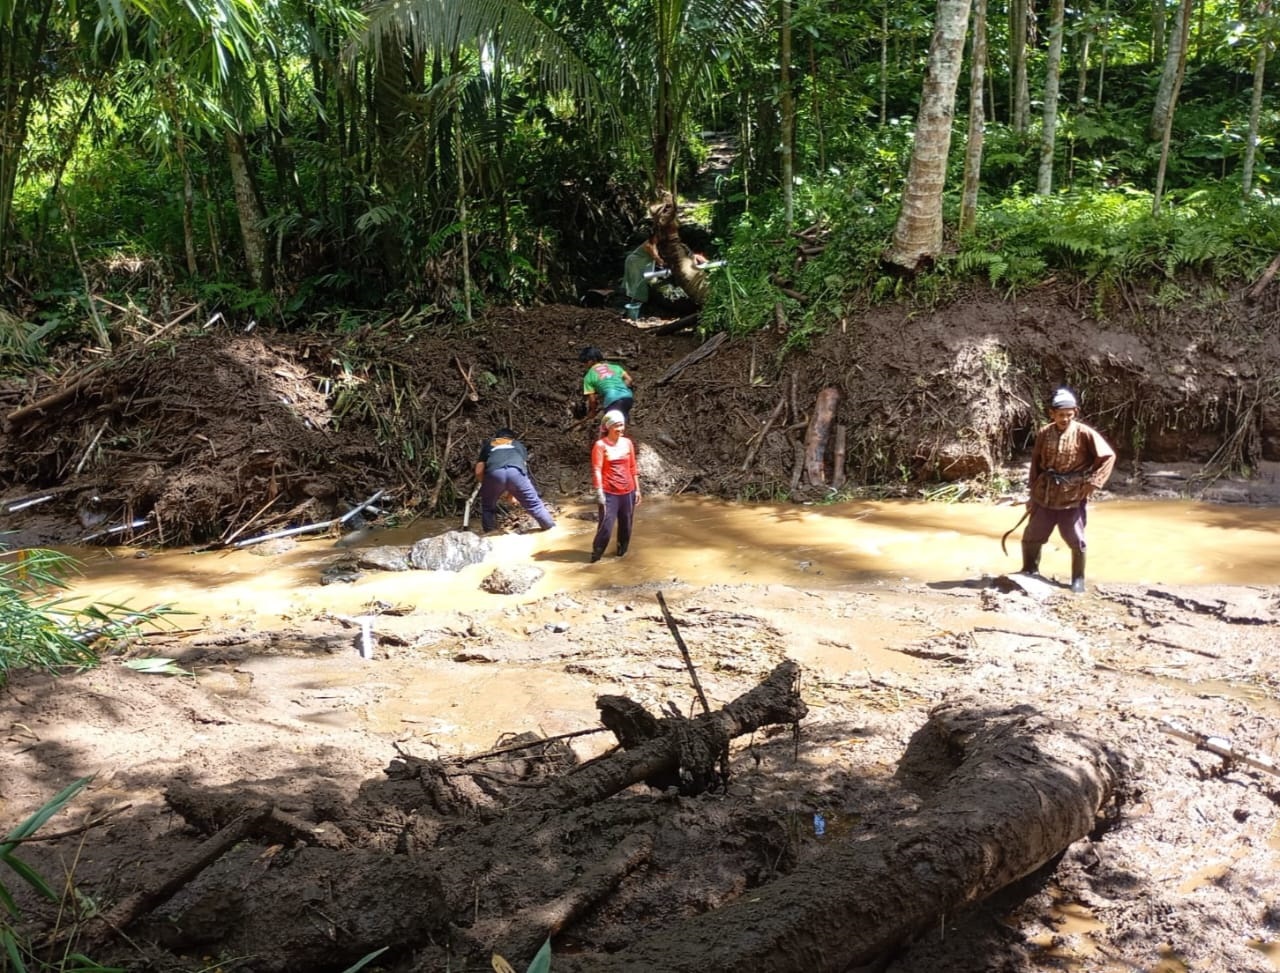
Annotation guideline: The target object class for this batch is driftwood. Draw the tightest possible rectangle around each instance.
[803,387,841,486]
[559,701,1121,973]
[656,331,729,386]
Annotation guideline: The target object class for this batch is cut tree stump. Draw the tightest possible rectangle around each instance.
[803,386,841,486]
[558,701,1122,973]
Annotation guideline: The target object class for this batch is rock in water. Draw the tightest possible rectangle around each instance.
[409,530,492,572]
[481,565,544,594]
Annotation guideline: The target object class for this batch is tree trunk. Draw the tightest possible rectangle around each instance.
[959,0,989,235]
[886,0,974,271]
[224,129,273,291]
[560,702,1121,973]
[1036,0,1067,194]
[0,0,54,270]
[1152,0,1167,64]
[653,192,711,307]
[1150,0,1193,140]
[779,0,795,230]
[1010,0,1030,132]
[1152,0,1193,214]
[880,2,890,124]
[1075,3,1092,107]
[1242,2,1269,197]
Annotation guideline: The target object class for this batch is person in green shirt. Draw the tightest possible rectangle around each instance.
[579,346,635,427]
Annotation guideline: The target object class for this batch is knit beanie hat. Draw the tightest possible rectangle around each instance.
[1050,388,1078,409]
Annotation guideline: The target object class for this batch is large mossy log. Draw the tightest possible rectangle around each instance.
[558,701,1122,973]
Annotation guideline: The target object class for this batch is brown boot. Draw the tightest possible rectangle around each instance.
[1020,541,1042,576]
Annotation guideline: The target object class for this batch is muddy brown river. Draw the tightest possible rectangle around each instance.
[60,497,1280,618]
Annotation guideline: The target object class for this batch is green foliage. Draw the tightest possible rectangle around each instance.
[0,778,125,973]
[949,186,1280,294]
[0,546,171,687]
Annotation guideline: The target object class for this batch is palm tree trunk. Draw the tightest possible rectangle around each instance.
[887,0,974,271]
[1036,0,1066,194]
[960,0,989,235]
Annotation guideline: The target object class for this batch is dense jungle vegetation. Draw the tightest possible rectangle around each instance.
[3,0,1280,351]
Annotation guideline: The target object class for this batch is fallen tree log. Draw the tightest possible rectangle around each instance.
[558,700,1122,973]
[524,660,807,811]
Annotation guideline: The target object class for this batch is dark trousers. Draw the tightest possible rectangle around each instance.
[1024,502,1088,551]
[592,490,636,555]
[481,466,554,531]
[602,394,634,423]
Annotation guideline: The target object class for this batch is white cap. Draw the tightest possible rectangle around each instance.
[603,410,626,429]
[1050,388,1078,409]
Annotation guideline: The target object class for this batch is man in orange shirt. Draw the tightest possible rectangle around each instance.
[1021,388,1116,592]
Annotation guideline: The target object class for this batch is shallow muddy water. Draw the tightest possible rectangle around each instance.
[53,496,1280,621]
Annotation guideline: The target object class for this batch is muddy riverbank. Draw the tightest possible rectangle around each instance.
[3,497,1279,972]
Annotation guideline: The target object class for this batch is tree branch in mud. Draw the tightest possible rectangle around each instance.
[558,701,1122,973]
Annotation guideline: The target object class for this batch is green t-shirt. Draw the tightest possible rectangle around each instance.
[582,362,630,402]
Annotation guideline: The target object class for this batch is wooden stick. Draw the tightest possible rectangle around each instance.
[1247,250,1280,300]
[656,331,728,385]
[3,804,132,844]
[655,591,712,718]
[220,493,285,547]
[742,395,787,472]
[92,809,267,940]
[452,727,610,766]
[6,373,98,428]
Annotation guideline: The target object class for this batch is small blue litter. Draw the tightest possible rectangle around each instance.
[813,813,826,837]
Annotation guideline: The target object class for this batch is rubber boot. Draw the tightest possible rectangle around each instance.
[1070,550,1086,594]
[590,548,604,563]
[616,541,628,557]
[1020,541,1042,576]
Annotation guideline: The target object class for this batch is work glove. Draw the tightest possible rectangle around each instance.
[596,489,607,506]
